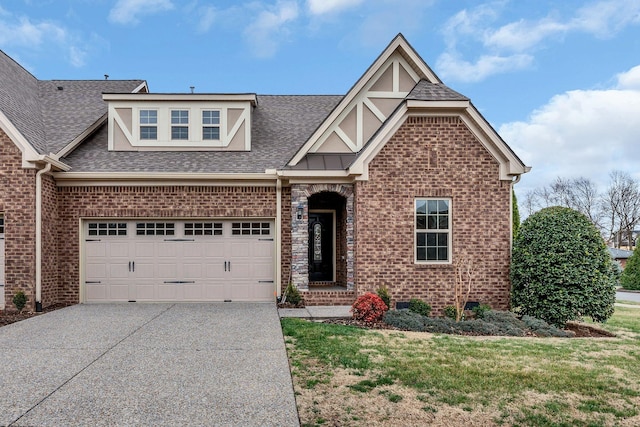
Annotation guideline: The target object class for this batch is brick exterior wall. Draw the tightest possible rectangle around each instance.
[41,174,59,307]
[355,116,512,315]
[56,185,278,305]
[281,186,292,291]
[0,129,36,311]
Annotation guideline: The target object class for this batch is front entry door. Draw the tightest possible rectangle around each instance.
[308,212,334,282]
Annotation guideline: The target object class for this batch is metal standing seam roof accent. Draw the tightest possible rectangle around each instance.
[61,95,344,173]
[0,49,144,155]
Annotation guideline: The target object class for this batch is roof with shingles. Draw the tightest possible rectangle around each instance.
[0,50,144,155]
[62,95,344,173]
[406,80,469,102]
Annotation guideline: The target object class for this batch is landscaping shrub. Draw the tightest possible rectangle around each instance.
[408,298,431,317]
[376,285,391,309]
[383,309,426,331]
[284,282,302,305]
[443,305,457,320]
[13,291,27,312]
[351,293,388,323]
[421,317,457,334]
[471,303,492,319]
[522,315,573,338]
[511,206,617,327]
[620,246,640,290]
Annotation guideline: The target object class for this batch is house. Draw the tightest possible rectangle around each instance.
[609,247,634,269]
[0,34,529,313]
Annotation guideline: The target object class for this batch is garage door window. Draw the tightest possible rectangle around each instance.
[184,222,223,236]
[136,222,175,236]
[231,222,270,236]
[88,222,127,236]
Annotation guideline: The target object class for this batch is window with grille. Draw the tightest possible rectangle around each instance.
[415,199,451,263]
[184,222,223,236]
[136,222,175,236]
[88,222,127,236]
[231,222,270,236]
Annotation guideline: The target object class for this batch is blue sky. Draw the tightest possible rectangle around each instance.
[1,0,640,205]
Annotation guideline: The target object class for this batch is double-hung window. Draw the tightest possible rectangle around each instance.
[415,199,451,263]
[202,110,220,140]
[171,110,189,140]
[140,110,157,140]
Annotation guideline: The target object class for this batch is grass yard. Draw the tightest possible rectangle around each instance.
[282,307,640,426]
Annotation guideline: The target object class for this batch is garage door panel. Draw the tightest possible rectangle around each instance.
[85,219,275,303]
[183,283,203,300]
[183,263,202,279]
[182,242,204,258]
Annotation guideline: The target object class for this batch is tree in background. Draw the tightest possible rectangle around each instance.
[620,246,640,290]
[511,206,617,327]
[521,171,640,247]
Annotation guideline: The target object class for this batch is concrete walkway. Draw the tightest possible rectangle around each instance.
[0,303,299,427]
[278,305,351,319]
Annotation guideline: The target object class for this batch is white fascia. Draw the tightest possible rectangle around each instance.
[0,110,41,168]
[52,171,279,187]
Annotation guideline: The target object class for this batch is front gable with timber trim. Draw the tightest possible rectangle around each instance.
[288,34,441,165]
[286,33,529,182]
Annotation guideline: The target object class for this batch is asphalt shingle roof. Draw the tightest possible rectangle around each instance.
[406,80,469,102]
[62,95,343,173]
[0,50,144,155]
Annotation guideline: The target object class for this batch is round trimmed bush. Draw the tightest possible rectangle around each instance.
[351,293,388,323]
[620,246,640,290]
[511,206,617,327]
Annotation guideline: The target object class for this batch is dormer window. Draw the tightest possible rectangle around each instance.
[171,110,189,140]
[202,110,220,140]
[140,110,157,140]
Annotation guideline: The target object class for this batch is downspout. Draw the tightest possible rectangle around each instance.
[35,162,52,312]
[275,178,282,300]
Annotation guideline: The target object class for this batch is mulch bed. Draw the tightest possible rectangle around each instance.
[0,303,70,328]
[322,318,617,338]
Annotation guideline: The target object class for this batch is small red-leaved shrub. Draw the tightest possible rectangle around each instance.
[351,293,388,323]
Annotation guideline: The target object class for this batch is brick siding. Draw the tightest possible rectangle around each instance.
[354,116,512,315]
[56,185,278,305]
[0,129,36,311]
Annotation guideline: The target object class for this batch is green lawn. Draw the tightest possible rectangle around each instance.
[282,307,640,426]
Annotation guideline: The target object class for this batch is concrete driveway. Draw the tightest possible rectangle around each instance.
[0,303,299,427]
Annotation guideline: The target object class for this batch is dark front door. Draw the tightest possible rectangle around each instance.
[308,212,333,282]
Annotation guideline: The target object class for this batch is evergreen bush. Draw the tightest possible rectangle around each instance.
[620,246,640,290]
[408,298,431,317]
[376,285,391,310]
[511,206,617,327]
[13,291,27,312]
[351,293,388,323]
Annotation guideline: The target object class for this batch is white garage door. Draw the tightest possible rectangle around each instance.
[0,215,4,309]
[84,220,275,302]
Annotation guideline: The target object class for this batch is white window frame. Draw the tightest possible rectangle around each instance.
[202,110,221,141]
[139,109,158,140]
[414,198,452,264]
[171,109,189,140]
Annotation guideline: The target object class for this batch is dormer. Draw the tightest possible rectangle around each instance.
[103,93,257,151]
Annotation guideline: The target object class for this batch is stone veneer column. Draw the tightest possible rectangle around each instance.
[290,185,309,291]
[290,183,355,292]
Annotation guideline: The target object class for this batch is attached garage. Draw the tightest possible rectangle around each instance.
[83,219,275,302]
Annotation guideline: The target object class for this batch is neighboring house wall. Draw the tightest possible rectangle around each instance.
[355,116,512,315]
[0,128,37,310]
[42,174,59,307]
[56,185,277,305]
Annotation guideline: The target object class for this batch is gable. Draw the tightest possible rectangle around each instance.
[309,51,422,154]
[288,34,441,166]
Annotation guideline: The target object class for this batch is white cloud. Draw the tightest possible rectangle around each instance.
[501,65,640,196]
[244,0,298,58]
[436,52,532,83]
[439,0,640,82]
[617,65,640,89]
[108,0,174,25]
[307,0,363,15]
[0,13,91,68]
[197,5,216,33]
